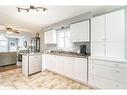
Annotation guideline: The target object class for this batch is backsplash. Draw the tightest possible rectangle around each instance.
[44,42,90,53]
[45,44,57,51]
[72,42,90,53]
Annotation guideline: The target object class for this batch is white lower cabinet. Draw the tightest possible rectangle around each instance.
[44,54,56,72]
[55,56,65,75]
[74,58,87,83]
[43,54,88,84]
[64,57,75,78]
[89,74,127,89]
[88,57,127,89]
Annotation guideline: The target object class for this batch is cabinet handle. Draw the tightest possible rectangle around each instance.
[102,38,106,41]
[116,70,120,73]
[116,64,120,67]
[92,66,94,68]
[115,84,119,87]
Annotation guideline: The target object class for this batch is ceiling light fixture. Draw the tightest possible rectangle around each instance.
[6,31,12,34]
[16,5,48,12]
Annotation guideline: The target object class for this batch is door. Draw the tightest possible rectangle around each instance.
[105,9,125,58]
[29,55,42,75]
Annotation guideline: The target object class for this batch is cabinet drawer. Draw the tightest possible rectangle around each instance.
[89,63,127,83]
[89,59,127,69]
[88,74,127,89]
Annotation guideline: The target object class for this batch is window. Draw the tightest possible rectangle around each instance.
[0,35,8,52]
[57,28,72,51]
[0,35,18,52]
[8,38,18,52]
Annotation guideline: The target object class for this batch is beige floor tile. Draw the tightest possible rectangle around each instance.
[0,65,90,89]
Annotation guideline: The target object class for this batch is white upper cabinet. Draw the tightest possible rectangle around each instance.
[91,15,106,57]
[105,10,125,42]
[70,22,80,42]
[91,9,125,59]
[105,10,125,58]
[44,30,56,44]
[91,43,106,57]
[91,15,105,43]
[79,20,89,42]
[70,20,89,42]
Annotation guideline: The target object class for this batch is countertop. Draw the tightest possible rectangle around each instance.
[43,52,90,58]
[21,51,90,58]
[22,52,42,56]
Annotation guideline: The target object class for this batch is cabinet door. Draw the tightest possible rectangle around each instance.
[44,54,56,72]
[42,54,46,71]
[79,20,89,42]
[91,15,105,43]
[70,23,80,42]
[106,9,125,42]
[55,56,65,75]
[44,30,56,44]
[91,15,106,57]
[106,42,125,58]
[74,58,87,83]
[22,55,28,76]
[64,57,75,78]
[105,9,125,58]
[91,43,105,56]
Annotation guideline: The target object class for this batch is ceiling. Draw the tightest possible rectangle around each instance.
[0,6,123,34]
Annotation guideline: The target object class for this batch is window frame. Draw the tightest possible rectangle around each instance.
[57,28,72,51]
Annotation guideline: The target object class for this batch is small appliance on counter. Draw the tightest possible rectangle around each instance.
[80,45,87,56]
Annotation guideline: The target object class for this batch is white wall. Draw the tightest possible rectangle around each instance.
[18,35,34,50]
[39,32,47,52]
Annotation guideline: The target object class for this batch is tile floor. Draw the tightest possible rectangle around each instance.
[0,65,91,89]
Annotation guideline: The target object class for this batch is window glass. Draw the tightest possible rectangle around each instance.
[0,35,8,52]
[0,35,18,52]
[57,28,72,51]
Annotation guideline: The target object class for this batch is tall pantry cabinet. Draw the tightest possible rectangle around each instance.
[89,9,127,89]
[91,9,125,59]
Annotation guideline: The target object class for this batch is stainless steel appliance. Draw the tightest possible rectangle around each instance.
[80,45,87,55]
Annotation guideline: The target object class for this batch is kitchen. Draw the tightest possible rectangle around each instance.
[0,5,127,90]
